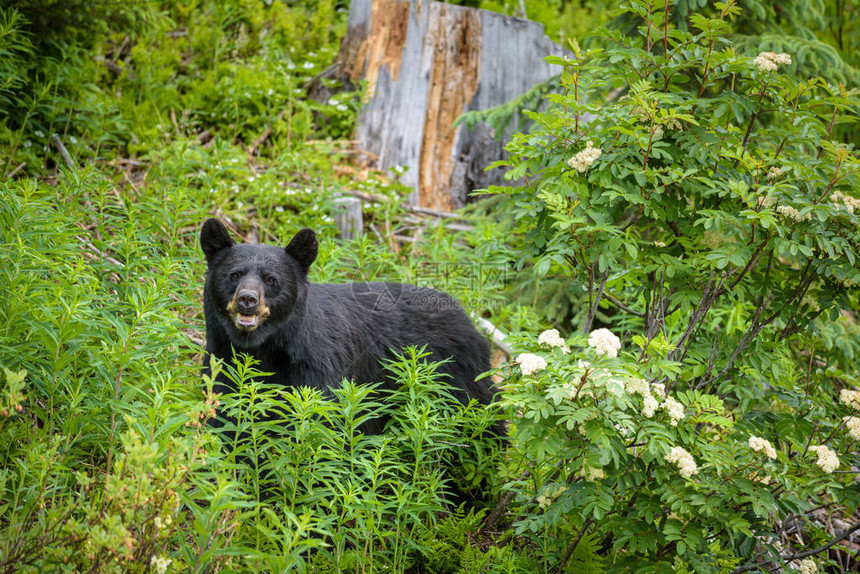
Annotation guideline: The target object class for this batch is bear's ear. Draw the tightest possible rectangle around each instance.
[200,219,236,263]
[285,228,318,273]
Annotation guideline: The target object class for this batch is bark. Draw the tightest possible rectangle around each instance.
[330,0,564,210]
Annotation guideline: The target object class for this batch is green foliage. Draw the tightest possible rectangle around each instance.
[3,0,860,571]
[488,0,860,569]
[0,174,502,571]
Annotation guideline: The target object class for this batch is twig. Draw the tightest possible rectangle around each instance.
[6,162,26,178]
[52,134,75,169]
[582,268,608,334]
[247,108,290,155]
[557,516,594,573]
[482,469,531,532]
[602,291,645,317]
[732,521,860,573]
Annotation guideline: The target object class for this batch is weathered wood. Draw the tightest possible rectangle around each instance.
[332,0,564,211]
[333,196,364,239]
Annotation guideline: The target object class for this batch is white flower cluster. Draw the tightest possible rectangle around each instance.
[151,556,172,574]
[662,396,686,426]
[625,378,650,396]
[538,329,570,353]
[537,485,566,510]
[701,229,731,249]
[748,436,777,459]
[760,195,778,209]
[753,51,791,72]
[515,353,547,376]
[153,515,173,531]
[809,444,840,473]
[663,117,683,131]
[832,190,860,214]
[776,204,812,222]
[567,141,602,172]
[797,557,817,574]
[840,389,860,410]
[844,416,860,440]
[627,379,671,420]
[588,328,621,358]
[580,465,605,481]
[664,446,698,478]
[642,394,659,418]
[766,166,784,180]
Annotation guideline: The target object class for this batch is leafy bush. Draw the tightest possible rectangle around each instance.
[487,0,860,570]
[0,174,503,572]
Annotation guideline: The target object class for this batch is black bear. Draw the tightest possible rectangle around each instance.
[200,218,496,434]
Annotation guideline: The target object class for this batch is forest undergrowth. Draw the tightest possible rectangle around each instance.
[1,0,860,572]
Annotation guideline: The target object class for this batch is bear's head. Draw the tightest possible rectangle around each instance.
[200,218,318,347]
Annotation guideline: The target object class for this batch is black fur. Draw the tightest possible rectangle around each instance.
[200,219,496,434]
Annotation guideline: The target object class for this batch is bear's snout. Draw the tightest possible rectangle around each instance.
[226,282,271,332]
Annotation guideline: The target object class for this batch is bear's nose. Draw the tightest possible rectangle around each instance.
[236,290,259,310]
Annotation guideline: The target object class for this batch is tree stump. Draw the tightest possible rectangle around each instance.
[331,0,564,211]
[333,196,364,239]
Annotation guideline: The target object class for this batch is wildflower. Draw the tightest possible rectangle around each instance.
[808,445,840,473]
[831,190,860,214]
[651,382,666,399]
[69,136,77,145]
[776,204,811,222]
[701,230,730,249]
[538,329,569,353]
[663,117,682,131]
[766,166,783,180]
[844,416,860,440]
[753,51,791,72]
[567,141,602,173]
[652,240,666,247]
[34,130,45,138]
[662,396,685,426]
[515,353,547,376]
[588,328,621,358]
[23,140,31,148]
[748,436,777,459]
[625,378,650,397]
[303,62,315,69]
[840,389,860,410]
[664,446,698,477]
[537,485,565,509]
[151,556,172,574]
[642,393,659,418]
[580,465,605,481]
[797,558,817,574]
[760,195,777,209]
[746,471,772,485]
[537,494,552,509]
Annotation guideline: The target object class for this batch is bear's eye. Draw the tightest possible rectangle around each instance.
[263,274,277,286]
[229,271,243,282]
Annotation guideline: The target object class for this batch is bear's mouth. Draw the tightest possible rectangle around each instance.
[231,309,270,332]
[236,314,259,329]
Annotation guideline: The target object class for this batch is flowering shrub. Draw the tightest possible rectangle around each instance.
[491,0,860,570]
